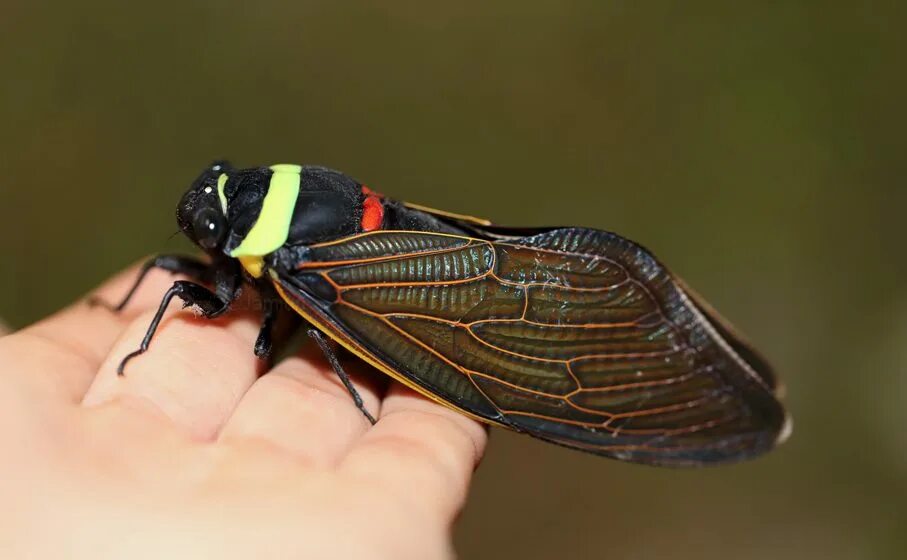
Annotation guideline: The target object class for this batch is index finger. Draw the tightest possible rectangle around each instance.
[2,263,188,402]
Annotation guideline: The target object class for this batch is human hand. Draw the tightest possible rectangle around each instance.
[0,266,487,559]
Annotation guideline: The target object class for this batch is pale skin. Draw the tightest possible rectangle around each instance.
[0,265,487,560]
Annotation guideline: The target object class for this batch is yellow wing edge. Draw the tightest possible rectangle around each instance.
[402,201,493,226]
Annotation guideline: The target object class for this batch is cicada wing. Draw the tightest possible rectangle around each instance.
[274,228,788,466]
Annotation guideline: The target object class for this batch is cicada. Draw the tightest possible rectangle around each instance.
[103,162,790,467]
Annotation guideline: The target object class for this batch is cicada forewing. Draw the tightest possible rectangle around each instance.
[270,228,788,466]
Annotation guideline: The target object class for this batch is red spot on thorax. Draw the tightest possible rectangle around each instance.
[360,185,384,232]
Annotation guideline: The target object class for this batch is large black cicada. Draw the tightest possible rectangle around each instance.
[103,162,790,467]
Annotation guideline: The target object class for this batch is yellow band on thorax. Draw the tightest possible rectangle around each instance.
[229,164,302,258]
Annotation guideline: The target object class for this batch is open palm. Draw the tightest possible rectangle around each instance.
[0,265,487,559]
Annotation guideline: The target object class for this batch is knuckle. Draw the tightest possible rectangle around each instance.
[259,372,358,412]
[218,433,321,470]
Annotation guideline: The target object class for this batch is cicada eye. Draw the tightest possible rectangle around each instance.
[192,207,226,249]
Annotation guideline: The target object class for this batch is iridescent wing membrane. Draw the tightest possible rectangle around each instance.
[273,228,788,466]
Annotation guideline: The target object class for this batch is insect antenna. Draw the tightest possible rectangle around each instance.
[164,229,182,244]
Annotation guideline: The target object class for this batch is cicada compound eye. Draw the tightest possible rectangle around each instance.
[192,207,226,250]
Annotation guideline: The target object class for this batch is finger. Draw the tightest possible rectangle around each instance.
[0,319,9,337]
[339,384,488,522]
[80,290,263,441]
[1,265,190,403]
[219,341,386,467]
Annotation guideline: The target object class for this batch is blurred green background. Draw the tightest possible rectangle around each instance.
[2,1,904,558]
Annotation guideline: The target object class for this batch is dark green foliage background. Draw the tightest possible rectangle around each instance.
[1,2,904,558]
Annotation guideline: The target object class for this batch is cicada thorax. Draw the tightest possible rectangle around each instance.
[216,165,363,249]
[218,165,473,262]
[210,165,372,278]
